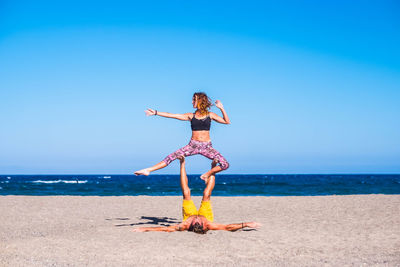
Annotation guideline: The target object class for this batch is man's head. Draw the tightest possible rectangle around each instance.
[188,216,207,234]
[188,222,206,234]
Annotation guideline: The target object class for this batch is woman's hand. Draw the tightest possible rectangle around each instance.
[144,110,191,121]
[215,100,224,109]
[145,108,156,116]
[210,100,230,124]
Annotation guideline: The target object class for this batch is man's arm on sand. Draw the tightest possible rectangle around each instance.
[132,222,188,232]
[207,222,261,232]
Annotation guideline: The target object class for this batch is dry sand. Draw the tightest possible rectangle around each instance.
[0,195,399,266]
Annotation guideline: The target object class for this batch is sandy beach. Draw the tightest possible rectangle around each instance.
[0,195,399,266]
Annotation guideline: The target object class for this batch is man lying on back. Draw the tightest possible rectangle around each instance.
[132,156,260,234]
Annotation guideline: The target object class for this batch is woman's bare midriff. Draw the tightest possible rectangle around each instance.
[191,131,211,142]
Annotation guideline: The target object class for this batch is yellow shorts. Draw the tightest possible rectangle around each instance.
[182,200,214,222]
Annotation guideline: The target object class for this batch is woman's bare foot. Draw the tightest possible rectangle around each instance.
[134,168,150,176]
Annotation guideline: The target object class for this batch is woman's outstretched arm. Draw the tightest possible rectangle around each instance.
[210,100,230,124]
[145,108,192,121]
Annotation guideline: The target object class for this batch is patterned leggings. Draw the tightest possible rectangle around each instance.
[163,139,229,170]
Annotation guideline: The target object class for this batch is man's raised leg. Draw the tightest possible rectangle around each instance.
[202,159,217,201]
[179,156,199,221]
[179,156,191,200]
[197,160,217,222]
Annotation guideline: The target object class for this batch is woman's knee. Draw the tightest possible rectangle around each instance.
[220,160,229,170]
[163,151,183,165]
[162,158,170,166]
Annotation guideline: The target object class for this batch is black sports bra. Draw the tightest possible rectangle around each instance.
[191,113,211,131]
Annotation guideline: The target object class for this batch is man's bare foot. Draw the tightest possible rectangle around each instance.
[178,155,185,163]
[134,168,150,176]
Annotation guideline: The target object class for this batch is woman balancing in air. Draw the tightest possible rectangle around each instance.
[134,92,230,181]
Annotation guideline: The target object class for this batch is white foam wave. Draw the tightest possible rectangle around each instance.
[103,176,111,179]
[32,180,88,184]
[64,180,88,184]
[7,177,11,179]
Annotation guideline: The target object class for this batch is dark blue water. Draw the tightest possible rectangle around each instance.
[1,174,399,196]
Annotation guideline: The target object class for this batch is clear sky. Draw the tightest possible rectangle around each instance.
[0,0,399,174]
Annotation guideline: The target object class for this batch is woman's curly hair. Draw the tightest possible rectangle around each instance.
[193,92,212,115]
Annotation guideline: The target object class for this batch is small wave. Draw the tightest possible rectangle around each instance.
[103,176,111,179]
[32,180,88,184]
[7,177,11,179]
[146,186,151,189]
[63,180,88,184]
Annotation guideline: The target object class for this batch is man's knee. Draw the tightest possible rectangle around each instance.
[203,188,212,200]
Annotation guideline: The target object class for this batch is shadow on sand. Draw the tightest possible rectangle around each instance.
[108,216,179,227]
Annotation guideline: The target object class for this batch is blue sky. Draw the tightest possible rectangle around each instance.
[0,0,399,174]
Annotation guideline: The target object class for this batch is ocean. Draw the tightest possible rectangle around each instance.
[0,174,399,196]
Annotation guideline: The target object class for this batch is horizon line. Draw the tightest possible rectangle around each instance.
[1,173,400,176]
